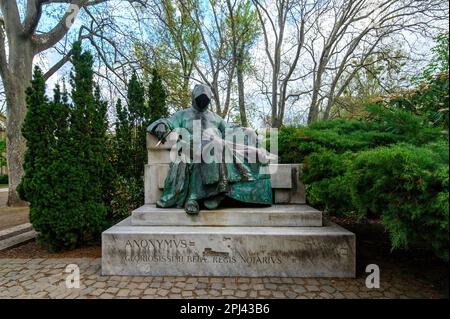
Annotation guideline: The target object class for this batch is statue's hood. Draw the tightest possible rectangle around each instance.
[192,84,212,112]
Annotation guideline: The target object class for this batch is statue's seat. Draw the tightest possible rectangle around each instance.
[145,133,306,206]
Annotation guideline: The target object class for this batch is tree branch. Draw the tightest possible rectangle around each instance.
[43,49,73,81]
[32,0,112,53]
[0,0,21,38]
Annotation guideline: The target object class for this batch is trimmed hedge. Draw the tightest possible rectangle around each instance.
[280,107,449,260]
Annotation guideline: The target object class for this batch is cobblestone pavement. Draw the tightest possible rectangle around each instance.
[0,258,444,299]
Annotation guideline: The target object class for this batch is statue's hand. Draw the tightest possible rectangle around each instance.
[153,123,168,143]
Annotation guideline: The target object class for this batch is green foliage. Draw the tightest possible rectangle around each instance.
[0,175,7,184]
[376,72,449,131]
[110,69,168,221]
[17,66,51,202]
[299,137,449,260]
[280,97,448,259]
[278,107,442,164]
[418,32,449,79]
[350,142,449,260]
[128,72,147,123]
[0,137,6,169]
[19,43,113,252]
[148,68,169,123]
[113,98,133,178]
[302,151,355,215]
[374,34,450,131]
[109,176,144,221]
[128,72,147,180]
[111,75,145,220]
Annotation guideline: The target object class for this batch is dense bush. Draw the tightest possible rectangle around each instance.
[281,74,449,259]
[302,151,355,215]
[278,107,442,164]
[351,142,449,260]
[109,68,168,220]
[109,176,144,222]
[299,136,449,259]
[0,174,8,185]
[19,43,113,251]
[0,137,6,170]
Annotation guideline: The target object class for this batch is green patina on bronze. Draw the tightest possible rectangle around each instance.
[147,84,272,213]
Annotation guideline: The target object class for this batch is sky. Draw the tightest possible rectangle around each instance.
[1,0,448,128]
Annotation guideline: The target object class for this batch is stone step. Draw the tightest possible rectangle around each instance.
[0,223,37,251]
[131,205,322,227]
[102,217,355,278]
[0,223,34,241]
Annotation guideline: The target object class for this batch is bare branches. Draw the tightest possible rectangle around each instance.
[43,50,72,81]
[300,0,450,122]
[252,0,308,127]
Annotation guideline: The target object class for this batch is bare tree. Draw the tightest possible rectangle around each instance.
[252,0,317,128]
[140,0,201,110]
[226,0,260,127]
[252,0,448,127]
[305,0,449,123]
[0,0,145,206]
[188,0,235,117]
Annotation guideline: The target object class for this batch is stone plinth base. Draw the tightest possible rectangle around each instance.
[102,214,355,278]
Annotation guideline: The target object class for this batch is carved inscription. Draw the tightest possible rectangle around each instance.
[123,238,282,265]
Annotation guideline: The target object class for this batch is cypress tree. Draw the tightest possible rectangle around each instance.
[127,72,147,180]
[20,42,112,251]
[128,72,146,125]
[114,98,133,178]
[148,68,168,123]
[18,67,75,251]
[109,74,147,220]
[110,70,168,220]
[18,66,51,202]
[57,41,110,250]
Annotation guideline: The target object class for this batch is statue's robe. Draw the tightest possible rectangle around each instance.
[148,91,273,209]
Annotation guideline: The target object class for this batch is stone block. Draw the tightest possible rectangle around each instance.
[148,151,171,165]
[147,132,179,151]
[269,164,292,188]
[102,218,355,278]
[131,205,322,227]
[158,165,169,189]
[144,165,163,204]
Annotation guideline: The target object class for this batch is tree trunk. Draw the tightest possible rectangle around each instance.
[308,97,320,124]
[5,40,33,207]
[236,52,248,127]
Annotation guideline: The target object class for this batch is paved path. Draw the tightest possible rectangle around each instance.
[0,258,443,299]
[0,191,30,231]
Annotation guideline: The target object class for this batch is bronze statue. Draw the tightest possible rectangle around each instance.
[147,84,273,214]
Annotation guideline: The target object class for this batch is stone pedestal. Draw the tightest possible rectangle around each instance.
[102,205,355,278]
[102,132,356,278]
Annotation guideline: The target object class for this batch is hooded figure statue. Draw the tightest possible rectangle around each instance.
[147,83,273,214]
